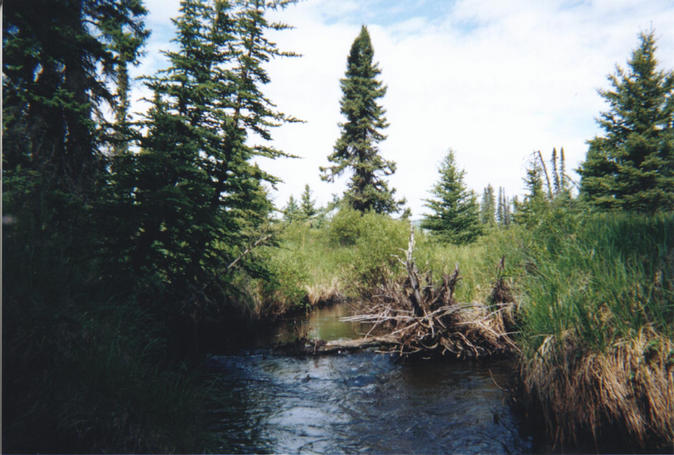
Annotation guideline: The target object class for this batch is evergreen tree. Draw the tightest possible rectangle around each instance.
[422,150,482,244]
[480,184,496,226]
[579,31,674,212]
[513,156,546,225]
[119,0,297,304]
[300,184,317,218]
[283,195,302,222]
[320,26,402,214]
[497,186,512,227]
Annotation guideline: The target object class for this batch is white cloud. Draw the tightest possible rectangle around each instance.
[260,0,674,216]
[132,0,674,217]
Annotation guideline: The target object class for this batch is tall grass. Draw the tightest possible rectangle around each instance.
[504,207,674,448]
[266,207,514,310]
[511,209,673,353]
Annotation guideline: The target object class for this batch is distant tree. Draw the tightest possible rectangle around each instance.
[579,31,674,212]
[513,155,547,225]
[422,150,482,244]
[320,25,403,214]
[480,184,496,226]
[300,184,317,218]
[497,186,512,226]
[284,195,302,222]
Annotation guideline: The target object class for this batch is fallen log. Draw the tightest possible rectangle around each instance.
[274,335,397,356]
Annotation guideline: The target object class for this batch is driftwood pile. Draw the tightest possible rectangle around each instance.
[342,228,517,359]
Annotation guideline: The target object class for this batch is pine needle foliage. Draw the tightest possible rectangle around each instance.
[321,26,403,214]
[422,150,483,244]
[579,31,674,213]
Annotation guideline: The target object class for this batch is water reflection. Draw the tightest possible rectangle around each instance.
[272,304,363,344]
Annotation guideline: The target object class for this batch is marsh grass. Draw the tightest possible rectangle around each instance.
[506,209,674,448]
[269,209,512,313]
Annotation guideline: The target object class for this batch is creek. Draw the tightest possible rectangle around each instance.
[208,304,534,454]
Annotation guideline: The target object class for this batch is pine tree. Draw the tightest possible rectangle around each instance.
[579,31,674,212]
[320,26,402,214]
[513,156,547,225]
[480,184,496,226]
[497,186,511,227]
[422,150,482,244]
[283,195,301,222]
[300,184,317,219]
[123,0,297,300]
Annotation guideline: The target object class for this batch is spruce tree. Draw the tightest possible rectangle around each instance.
[480,184,496,226]
[513,156,547,225]
[579,31,674,212]
[497,186,512,227]
[422,150,482,244]
[283,195,301,222]
[300,184,317,218]
[123,0,297,302]
[320,26,402,214]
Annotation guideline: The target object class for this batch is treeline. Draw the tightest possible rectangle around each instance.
[3,0,299,451]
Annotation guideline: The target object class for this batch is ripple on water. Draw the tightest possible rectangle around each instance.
[211,351,532,454]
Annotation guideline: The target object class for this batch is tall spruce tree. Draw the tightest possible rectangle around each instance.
[320,26,402,214]
[121,0,297,303]
[422,150,482,244]
[480,184,496,226]
[579,31,674,212]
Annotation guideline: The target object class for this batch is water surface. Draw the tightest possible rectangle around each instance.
[210,305,532,454]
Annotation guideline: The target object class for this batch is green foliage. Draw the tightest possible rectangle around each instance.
[502,208,674,356]
[283,195,302,222]
[496,186,512,226]
[2,0,299,451]
[301,184,318,218]
[327,205,366,246]
[480,184,496,226]
[114,0,298,309]
[320,26,403,214]
[348,212,409,289]
[579,31,674,213]
[422,149,483,244]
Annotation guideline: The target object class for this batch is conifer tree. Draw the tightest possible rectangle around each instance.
[300,184,317,218]
[320,26,402,214]
[497,186,512,227]
[579,31,674,212]
[422,150,482,244]
[283,195,301,222]
[513,157,546,225]
[123,0,297,300]
[480,184,496,226]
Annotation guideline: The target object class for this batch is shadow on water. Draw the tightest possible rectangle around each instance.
[208,305,535,454]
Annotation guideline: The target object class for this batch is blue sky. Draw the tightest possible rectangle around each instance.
[134,0,674,217]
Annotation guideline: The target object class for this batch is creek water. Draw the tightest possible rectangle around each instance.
[209,304,533,454]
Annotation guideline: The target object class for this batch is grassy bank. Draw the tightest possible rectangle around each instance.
[504,209,673,449]
[263,207,517,315]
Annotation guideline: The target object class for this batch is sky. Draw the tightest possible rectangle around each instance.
[133,0,674,218]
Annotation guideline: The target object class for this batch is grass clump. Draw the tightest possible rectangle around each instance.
[508,208,674,449]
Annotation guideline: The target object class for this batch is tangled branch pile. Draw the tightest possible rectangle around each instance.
[343,229,517,359]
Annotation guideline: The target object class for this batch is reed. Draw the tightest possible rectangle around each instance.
[509,209,674,448]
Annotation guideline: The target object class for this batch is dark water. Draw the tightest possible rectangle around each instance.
[210,306,533,454]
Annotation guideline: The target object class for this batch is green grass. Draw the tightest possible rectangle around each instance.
[503,208,673,355]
